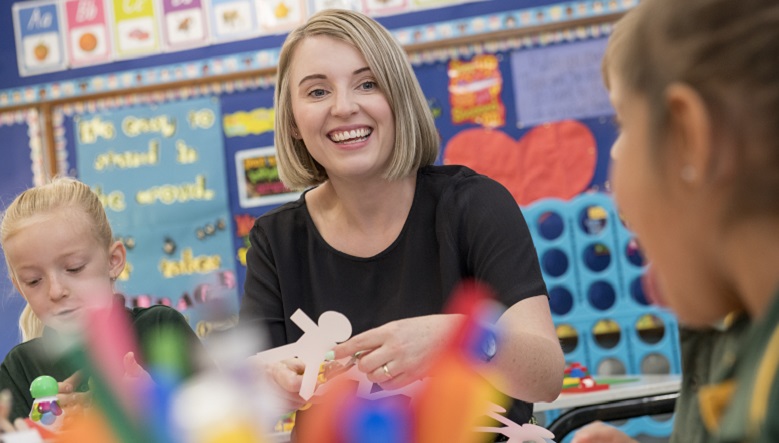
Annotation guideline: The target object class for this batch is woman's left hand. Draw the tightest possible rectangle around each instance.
[332,314,463,391]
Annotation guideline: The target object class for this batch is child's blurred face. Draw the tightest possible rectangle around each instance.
[4,208,124,333]
[607,70,736,326]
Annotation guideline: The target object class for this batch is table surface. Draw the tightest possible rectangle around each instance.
[534,374,682,412]
[264,374,682,442]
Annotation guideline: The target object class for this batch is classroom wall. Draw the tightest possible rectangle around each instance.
[0,0,635,364]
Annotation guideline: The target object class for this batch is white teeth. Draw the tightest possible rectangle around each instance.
[330,128,372,142]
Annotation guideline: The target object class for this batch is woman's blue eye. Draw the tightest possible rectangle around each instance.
[361,81,376,90]
[309,89,327,97]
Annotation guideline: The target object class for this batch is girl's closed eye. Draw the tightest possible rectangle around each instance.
[66,264,86,273]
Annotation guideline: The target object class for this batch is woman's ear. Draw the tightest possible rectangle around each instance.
[291,124,302,140]
[665,83,713,185]
[108,240,127,281]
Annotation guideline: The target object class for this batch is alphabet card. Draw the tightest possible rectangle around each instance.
[361,0,408,16]
[255,0,306,34]
[160,0,210,50]
[13,0,67,76]
[209,0,258,42]
[307,0,360,14]
[63,0,112,67]
[111,0,161,58]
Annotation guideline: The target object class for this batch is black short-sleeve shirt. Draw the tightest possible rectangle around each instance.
[240,164,549,425]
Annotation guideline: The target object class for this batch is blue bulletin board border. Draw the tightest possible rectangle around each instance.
[0,0,633,109]
[0,108,48,187]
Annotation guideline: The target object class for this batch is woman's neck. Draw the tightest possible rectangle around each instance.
[305,173,417,257]
[314,173,417,230]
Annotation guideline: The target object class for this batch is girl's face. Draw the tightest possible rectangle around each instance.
[4,208,125,333]
[608,71,738,326]
[289,35,395,183]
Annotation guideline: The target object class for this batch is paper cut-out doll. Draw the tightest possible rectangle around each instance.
[475,402,556,443]
[254,309,352,400]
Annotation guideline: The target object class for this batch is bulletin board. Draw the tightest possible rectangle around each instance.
[0,108,47,360]
[0,0,633,355]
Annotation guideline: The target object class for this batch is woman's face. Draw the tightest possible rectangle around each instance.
[608,71,738,326]
[4,208,124,333]
[288,35,395,183]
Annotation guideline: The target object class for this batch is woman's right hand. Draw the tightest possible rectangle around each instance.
[571,421,639,443]
[260,358,309,412]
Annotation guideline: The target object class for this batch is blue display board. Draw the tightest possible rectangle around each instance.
[0,112,43,361]
[73,97,239,329]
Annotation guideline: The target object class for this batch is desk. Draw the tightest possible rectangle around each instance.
[267,375,681,442]
[536,374,682,440]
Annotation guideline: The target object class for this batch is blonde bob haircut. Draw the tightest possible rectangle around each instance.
[0,177,114,341]
[274,9,440,190]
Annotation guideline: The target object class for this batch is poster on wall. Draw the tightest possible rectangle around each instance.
[511,37,614,127]
[448,54,505,128]
[13,0,67,76]
[74,97,238,328]
[235,146,299,208]
[63,0,112,67]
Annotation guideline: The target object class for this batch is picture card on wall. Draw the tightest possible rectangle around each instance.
[361,0,408,16]
[160,0,210,49]
[256,0,306,33]
[111,0,161,58]
[13,0,67,76]
[63,0,112,67]
[209,0,259,41]
[308,0,361,14]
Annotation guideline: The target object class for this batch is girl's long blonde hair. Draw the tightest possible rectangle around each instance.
[0,177,113,341]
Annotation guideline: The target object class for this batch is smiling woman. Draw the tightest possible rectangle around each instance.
[238,9,565,441]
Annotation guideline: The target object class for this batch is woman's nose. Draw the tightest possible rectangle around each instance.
[331,91,359,117]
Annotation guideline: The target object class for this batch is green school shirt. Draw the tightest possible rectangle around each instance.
[671,313,749,443]
[0,304,202,422]
[700,290,779,442]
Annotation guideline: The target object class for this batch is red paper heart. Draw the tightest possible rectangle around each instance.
[443,120,597,206]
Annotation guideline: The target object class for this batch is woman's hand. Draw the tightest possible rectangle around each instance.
[254,357,309,412]
[571,421,639,443]
[332,314,464,391]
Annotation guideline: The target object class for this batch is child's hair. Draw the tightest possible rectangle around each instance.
[603,0,779,219]
[0,177,114,341]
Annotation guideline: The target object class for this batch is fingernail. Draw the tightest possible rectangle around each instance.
[0,389,10,406]
[324,350,335,361]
